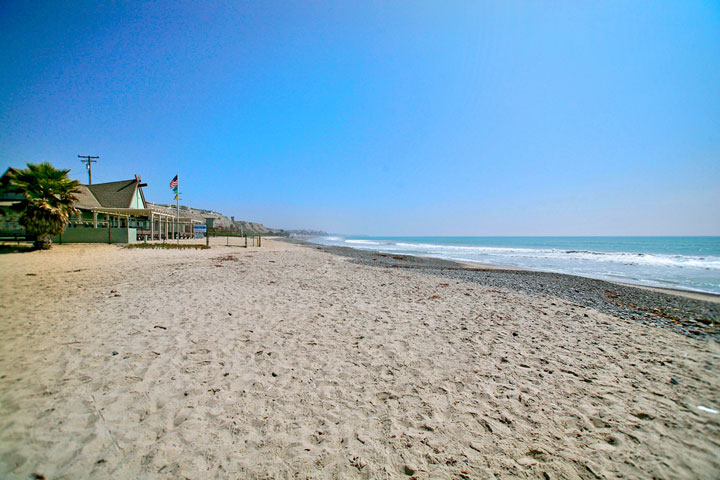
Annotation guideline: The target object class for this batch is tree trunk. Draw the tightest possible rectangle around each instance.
[33,234,52,250]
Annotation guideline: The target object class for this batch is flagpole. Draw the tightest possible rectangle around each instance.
[176,176,180,245]
[169,174,180,243]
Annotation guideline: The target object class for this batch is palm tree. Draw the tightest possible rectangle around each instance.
[8,162,80,249]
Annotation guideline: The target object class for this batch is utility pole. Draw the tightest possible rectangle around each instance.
[78,155,99,184]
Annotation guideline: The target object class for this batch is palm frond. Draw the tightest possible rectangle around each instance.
[8,162,82,237]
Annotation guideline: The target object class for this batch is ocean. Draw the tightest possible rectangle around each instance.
[310,236,720,295]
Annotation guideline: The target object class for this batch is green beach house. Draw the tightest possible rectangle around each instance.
[1,169,198,244]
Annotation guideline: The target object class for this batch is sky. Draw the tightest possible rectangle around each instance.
[1,1,718,235]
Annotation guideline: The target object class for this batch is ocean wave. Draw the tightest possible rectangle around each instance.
[311,236,720,293]
[345,239,382,245]
[394,242,539,253]
[326,238,720,270]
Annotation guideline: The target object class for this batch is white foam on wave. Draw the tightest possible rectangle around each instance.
[346,239,383,246]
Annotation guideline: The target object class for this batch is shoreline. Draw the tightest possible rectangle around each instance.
[455,261,720,304]
[450,258,720,303]
[301,237,720,301]
[611,281,720,303]
[283,237,720,341]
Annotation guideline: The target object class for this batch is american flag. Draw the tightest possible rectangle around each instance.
[170,175,178,191]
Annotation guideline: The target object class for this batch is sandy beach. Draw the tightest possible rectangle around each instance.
[1,238,719,479]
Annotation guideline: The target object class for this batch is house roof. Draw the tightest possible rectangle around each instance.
[0,167,18,185]
[1,168,149,210]
[0,168,23,201]
[86,179,141,209]
[74,185,102,209]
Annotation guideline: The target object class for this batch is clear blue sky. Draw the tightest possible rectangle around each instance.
[1,1,718,235]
